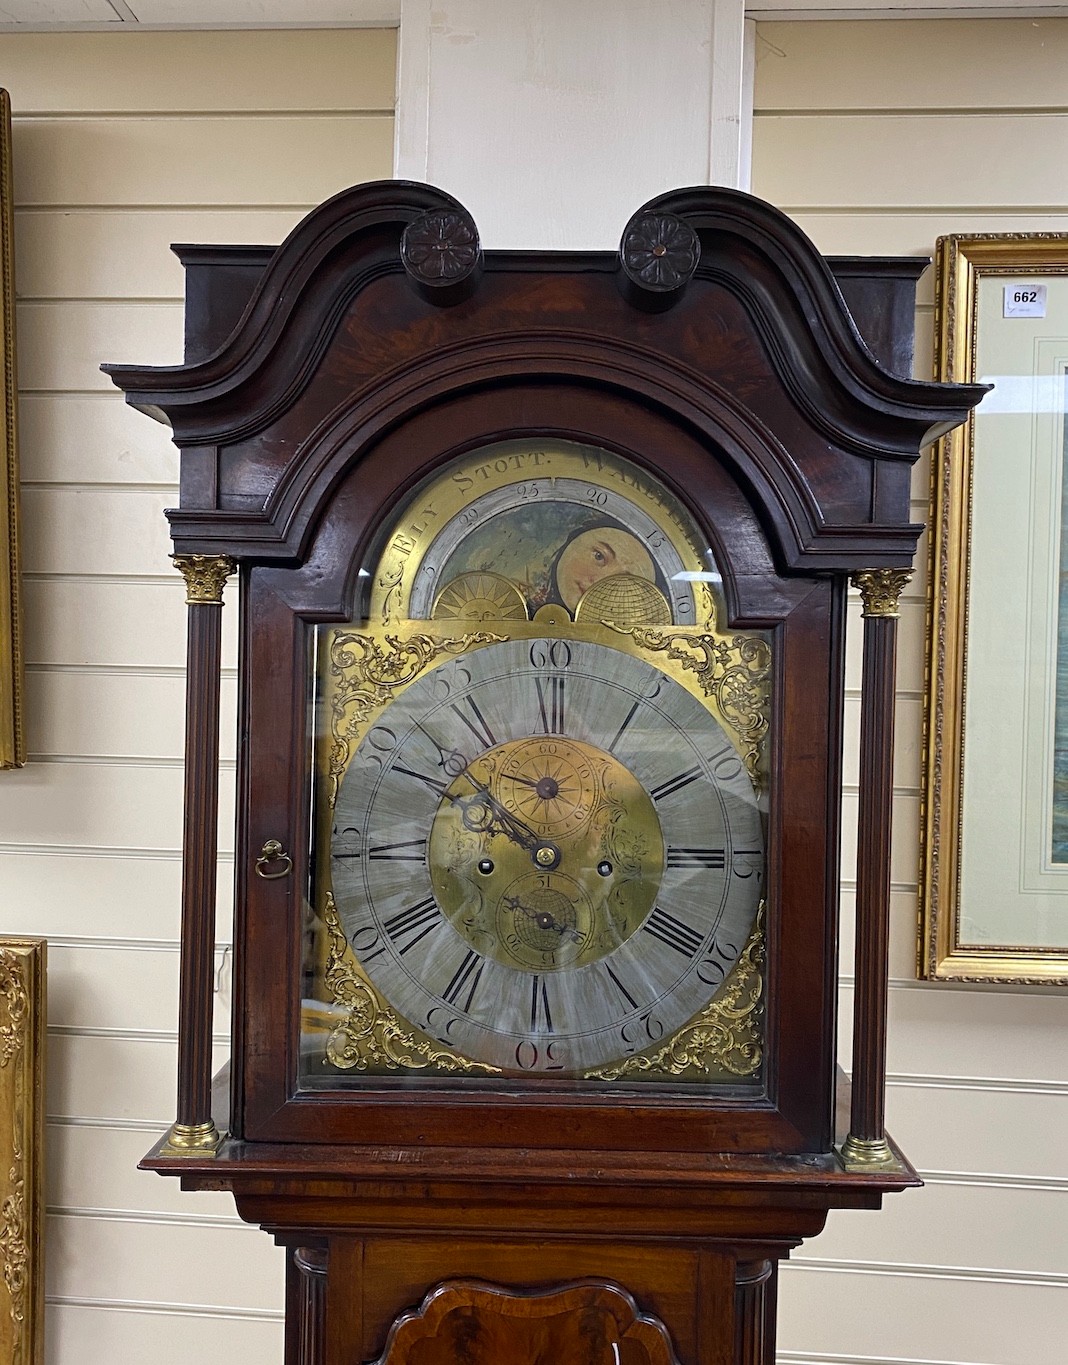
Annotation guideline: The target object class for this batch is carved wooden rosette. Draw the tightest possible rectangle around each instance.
[843,569,912,1167]
[165,554,236,1156]
[619,209,700,312]
[401,206,482,306]
[373,1280,682,1365]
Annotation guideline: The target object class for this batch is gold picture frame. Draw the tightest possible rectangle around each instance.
[0,89,24,770]
[921,233,1068,985]
[0,938,44,1365]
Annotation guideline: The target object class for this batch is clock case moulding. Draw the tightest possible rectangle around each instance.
[103,183,984,1364]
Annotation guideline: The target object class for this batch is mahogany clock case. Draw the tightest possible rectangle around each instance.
[103,182,982,1167]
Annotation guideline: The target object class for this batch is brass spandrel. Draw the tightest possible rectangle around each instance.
[586,904,765,1082]
[326,629,506,807]
[320,895,501,1076]
[607,626,772,790]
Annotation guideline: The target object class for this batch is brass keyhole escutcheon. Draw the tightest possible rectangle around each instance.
[255,839,293,880]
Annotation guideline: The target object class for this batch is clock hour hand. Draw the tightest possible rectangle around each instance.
[455,770,542,853]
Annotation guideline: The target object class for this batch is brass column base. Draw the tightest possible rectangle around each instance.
[160,1120,222,1158]
[838,1134,899,1172]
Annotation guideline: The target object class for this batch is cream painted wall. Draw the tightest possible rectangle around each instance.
[0,28,395,1359]
[753,18,1068,1365]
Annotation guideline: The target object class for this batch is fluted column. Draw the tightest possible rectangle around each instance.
[161,554,236,1157]
[735,1259,776,1365]
[842,568,911,1167]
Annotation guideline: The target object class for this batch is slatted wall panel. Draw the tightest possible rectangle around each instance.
[0,28,396,1359]
[752,18,1068,1365]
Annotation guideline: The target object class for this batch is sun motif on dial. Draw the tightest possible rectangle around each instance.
[431,571,529,622]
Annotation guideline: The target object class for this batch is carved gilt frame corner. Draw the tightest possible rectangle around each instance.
[0,938,44,1365]
[0,90,24,770]
[921,233,1068,985]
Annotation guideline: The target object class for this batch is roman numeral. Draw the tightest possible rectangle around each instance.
[535,676,565,734]
[529,974,554,1033]
[449,698,497,752]
[602,961,638,1011]
[393,764,449,798]
[368,839,427,862]
[441,949,485,1013]
[642,907,704,959]
[381,897,441,955]
[666,847,725,870]
[650,766,703,803]
[608,699,640,754]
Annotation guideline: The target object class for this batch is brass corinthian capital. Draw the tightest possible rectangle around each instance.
[173,554,237,605]
[850,568,912,619]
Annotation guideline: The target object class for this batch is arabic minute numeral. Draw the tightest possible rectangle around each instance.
[528,639,572,670]
[707,740,744,783]
[696,936,741,987]
[349,924,386,964]
[514,1040,564,1071]
[330,825,361,860]
[619,1009,665,1053]
[732,850,763,878]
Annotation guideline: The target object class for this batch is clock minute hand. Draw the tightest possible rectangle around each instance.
[457,770,542,854]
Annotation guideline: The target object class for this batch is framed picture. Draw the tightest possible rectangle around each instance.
[0,88,23,770]
[0,938,44,1365]
[921,233,1068,985]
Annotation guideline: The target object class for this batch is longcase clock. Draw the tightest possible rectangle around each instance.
[105,183,984,1365]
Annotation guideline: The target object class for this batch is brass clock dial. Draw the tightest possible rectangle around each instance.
[304,437,770,1086]
[329,638,763,1075]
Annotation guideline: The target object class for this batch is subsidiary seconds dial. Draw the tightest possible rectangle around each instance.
[330,638,763,1074]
